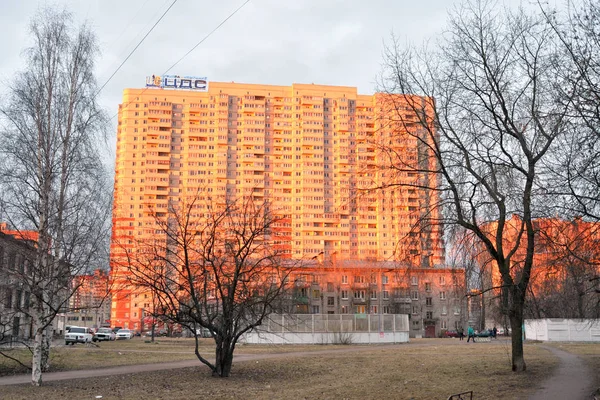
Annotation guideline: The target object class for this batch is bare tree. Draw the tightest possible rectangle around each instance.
[377,0,568,371]
[542,0,600,221]
[525,218,600,319]
[0,7,110,386]
[116,194,294,377]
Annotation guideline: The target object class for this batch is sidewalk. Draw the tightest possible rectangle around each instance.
[528,345,596,400]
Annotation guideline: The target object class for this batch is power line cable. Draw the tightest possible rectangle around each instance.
[107,0,251,121]
[162,0,250,74]
[96,0,179,97]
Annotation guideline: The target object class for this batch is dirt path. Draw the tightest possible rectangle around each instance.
[529,345,596,400]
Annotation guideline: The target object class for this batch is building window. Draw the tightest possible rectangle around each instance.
[439,276,446,285]
[440,291,446,300]
[355,305,366,314]
[354,290,365,300]
[383,290,389,300]
[327,297,335,306]
[312,305,320,314]
[370,291,377,300]
[370,275,377,284]
[441,306,447,315]
[354,275,365,283]
[382,275,389,285]
[426,297,432,306]
[327,282,334,292]
[341,275,348,284]
[425,282,432,292]
[412,305,419,314]
[426,311,433,319]
[5,289,12,309]
[12,316,20,337]
[341,305,349,314]
[411,276,418,286]
[411,290,419,300]
[441,320,447,329]
[312,289,320,299]
[341,290,349,299]
[370,305,378,314]
[383,305,391,314]
[412,320,420,329]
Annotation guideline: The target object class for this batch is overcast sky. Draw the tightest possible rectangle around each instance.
[0,0,525,162]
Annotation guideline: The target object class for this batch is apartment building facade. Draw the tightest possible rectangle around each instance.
[284,262,465,338]
[63,269,111,331]
[110,80,446,330]
[0,231,35,343]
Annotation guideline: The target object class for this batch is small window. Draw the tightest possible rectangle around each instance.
[440,291,446,300]
[411,276,418,286]
[426,297,432,306]
[425,282,432,292]
[327,297,335,306]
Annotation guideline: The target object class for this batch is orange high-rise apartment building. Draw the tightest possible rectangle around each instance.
[110,79,445,330]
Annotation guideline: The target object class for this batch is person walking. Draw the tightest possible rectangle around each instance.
[458,326,464,341]
[492,326,497,339]
[467,326,475,343]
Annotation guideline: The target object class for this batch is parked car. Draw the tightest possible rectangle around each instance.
[116,329,133,340]
[443,329,460,338]
[475,329,493,338]
[195,328,214,338]
[93,327,116,342]
[65,326,93,345]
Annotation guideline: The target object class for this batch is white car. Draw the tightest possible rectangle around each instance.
[65,326,93,345]
[93,327,116,342]
[116,329,133,340]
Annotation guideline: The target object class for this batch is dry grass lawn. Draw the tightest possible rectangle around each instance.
[1,340,560,400]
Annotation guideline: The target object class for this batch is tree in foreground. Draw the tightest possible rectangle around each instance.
[0,8,110,385]
[377,0,569,371]
[118,194,293,377]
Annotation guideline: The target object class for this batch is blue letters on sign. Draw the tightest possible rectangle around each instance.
[145,75,208,91]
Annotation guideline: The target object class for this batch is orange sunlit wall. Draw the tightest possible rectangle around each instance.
[480,215,600,295]
[109,81,445,329]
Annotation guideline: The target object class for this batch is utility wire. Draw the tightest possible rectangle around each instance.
[107,0,251,121]
[162,0,250,74]
[96,0,179,97]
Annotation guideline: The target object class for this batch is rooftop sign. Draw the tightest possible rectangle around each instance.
[145,75,208,91]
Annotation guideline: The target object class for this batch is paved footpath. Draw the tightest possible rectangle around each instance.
[529,345,596,400]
